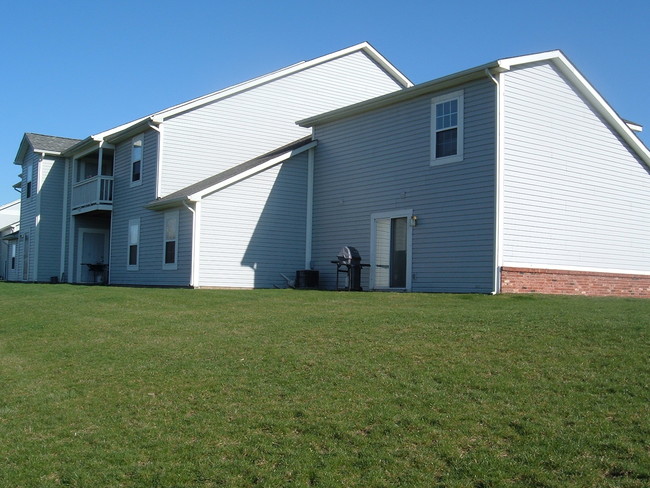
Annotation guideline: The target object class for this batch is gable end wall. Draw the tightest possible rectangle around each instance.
[501,61,650,276]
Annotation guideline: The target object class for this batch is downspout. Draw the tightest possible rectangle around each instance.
[148,121,163,198]
[305,147,314,269]
[59,157,70,281]
[182,200,200,288]
[486,68,504,295]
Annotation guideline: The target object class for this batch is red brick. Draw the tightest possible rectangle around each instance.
[500,267,650,298]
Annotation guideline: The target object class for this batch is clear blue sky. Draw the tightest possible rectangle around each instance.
[1,0,649,204]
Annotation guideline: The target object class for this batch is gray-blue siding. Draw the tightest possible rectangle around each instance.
[17,151,40,281]
[311,78,497,292]
[110,130,192,286]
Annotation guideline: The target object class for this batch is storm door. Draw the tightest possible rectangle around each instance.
[371,210,412,290]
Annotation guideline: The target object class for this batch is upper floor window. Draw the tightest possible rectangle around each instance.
[25,164,33,198]
[131,135,143,186]
[431,90,464,165]
[163,210,179,270]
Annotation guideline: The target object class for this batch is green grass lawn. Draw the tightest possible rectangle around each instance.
[0,284,648,487]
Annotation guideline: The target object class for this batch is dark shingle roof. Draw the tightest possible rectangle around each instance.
[25,133,82,154]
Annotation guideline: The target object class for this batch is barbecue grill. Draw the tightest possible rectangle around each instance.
[331,246,369,291]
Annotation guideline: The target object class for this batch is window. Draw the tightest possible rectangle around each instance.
[128,218,140,270]
[163,210,179,270]
[10,243,16,270]
[431,90,464,165]
[131,135,143,186]
[25,164,33,198]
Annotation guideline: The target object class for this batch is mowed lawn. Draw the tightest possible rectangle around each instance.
[0,284,648,487]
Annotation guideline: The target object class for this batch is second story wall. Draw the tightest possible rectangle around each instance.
[159,50,405,196]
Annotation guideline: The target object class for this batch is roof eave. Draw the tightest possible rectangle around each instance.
[147,139,317,210]
[297,60,500,128]
[151,42,412,123]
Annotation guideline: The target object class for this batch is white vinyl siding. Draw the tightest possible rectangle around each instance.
[502,61,650,274]
[199,153,308,288]
[160,50,404,196]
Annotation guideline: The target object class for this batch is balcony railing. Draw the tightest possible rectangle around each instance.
[72,175,114,212]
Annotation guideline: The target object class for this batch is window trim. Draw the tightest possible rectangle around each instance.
[430,90,464,166]
[127,218,140,271]
[162,210,179,270]
[10,243,16,270]
[130,134,143,187]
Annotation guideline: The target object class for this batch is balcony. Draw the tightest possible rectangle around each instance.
[71,175,114,215]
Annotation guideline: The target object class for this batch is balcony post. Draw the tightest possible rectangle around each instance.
[97,145,103,176]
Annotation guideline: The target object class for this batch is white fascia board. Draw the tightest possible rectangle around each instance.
[152,43,410,123]
[500,51,650,167]
[0,199,20,211]
[497,50,563,71]
[189,140,318,201]
[92,116,150,141]
[625,120,643,132]
[360,42,413,87]
[298,62,497,128]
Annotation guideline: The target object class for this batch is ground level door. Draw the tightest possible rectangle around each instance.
[77,229,109,283]
[371,210,412,290]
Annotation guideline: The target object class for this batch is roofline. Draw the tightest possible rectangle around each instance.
[59,43,410,151]
[298,49,650,167]
[13,133,74,164]
[148,42,411,124]
[0,199,20,211]
[297,59,501,127]
[147,139,317,210]
[63,116,150,156]
[507,50,650,167]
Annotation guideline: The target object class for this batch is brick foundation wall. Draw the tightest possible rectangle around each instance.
[501,267,650,298]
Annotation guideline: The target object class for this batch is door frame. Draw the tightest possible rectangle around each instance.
[369,209,413,291]
[77,227,110,283]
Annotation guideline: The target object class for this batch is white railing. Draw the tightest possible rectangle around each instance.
[72,176,114,210]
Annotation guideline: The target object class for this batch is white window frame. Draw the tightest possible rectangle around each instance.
[127,218,140,271]
[130,134,144,187]
[162,210,179,270]
[430,90,464,166]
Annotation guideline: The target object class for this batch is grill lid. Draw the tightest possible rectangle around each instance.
[337,246,361,264]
